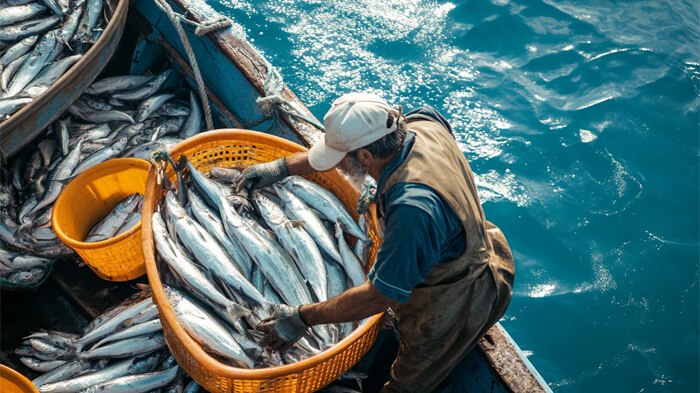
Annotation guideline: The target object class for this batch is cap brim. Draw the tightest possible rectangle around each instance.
[308,135,347,171]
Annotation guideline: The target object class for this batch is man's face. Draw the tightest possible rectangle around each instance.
[339,153,368,193]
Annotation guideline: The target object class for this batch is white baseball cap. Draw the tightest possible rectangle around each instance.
[308,93,400,171]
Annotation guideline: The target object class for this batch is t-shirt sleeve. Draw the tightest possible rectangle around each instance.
[368,188,455,303]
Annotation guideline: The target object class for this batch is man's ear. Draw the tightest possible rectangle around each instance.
[355,148,373,164]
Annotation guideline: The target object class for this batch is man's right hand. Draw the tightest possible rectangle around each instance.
[234,157,289,192]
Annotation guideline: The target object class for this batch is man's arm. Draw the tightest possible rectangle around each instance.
[300,280,393,326]
[284,151,318,176]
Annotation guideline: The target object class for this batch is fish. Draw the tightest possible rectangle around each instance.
[0,4,48,27]
[186,188,253,278]
[84,194,142,242]
[334,221,368,288]
[254,190,329,302]
[178,91,202,138]
[111,70,171,101]
[152,211,251,331]
[84,75,155,96]
[273,183,343,264]
[71,137,128,177]
[279,175,368,241]
[0,15,59,41]
[0,35,38,70]
[36,352,162,393]
[24,138,83,223]
[77,334,167,361]
[75,365,179,393]
[5,30,56,97]
[167,287,255,368]
[135,93,174,122]
[163,192,273,314]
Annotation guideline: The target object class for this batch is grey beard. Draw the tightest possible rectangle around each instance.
[342,156,368,193]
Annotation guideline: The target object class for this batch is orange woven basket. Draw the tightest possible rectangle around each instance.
[0,364,39,393]
[142,129,384,393]
[53,158,151,281]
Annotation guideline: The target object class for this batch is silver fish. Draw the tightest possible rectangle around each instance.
[84,194,141,242]
[1,52,30,92]
[335,221,367,288]
[90,319,162,349]
[37,353,161,393]
[135,93,173,122]
[0,15,59,41]
[71,296,154,350]
[76,366,179,393]
[111,70,171,101]
[59,3,84,47]
[273,183,343,264]
[0,35,37,69]
[73,0,101,43]
[168,288,254,368]
[152,211,250,330]
[280,175,368,241]
[177,91,202,138]
[71,137,128,177]
[0,95,32,118]
[77,333,167,360]
[163,192,272,314]
[186,188,253,278]
[32,360,92,387]
[84,75,154,95]
[20,357,66,372]
[254,191,328,302]
[6,31,56,97]
[0,3,48,27]
[219,193,314,308]
[25,138,83,221]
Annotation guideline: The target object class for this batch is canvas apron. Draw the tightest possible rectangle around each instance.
[376,121,515,393]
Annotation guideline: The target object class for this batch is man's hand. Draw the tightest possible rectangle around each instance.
[256,305,308,352]
[233,158,288,193]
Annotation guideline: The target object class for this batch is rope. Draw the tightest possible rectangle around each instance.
[178,16,233,36]
[256,65,325,131]
[152,0,215,131]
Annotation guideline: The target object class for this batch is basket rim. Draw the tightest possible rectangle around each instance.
[52,157,150,250]
[0,364,40,393]
[142,129,385,379]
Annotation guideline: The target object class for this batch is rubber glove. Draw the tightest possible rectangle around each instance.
[234,157,288,192]
[256,304,308,352]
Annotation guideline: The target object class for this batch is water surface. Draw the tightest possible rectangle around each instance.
[209,0,700,391]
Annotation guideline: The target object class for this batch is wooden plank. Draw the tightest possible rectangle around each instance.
[478,323,553,392]
[0,0,129,161]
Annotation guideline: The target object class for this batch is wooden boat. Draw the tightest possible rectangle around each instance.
[0,0,552,391]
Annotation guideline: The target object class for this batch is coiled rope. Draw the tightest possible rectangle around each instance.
[256,65,325,132]
[152,0,233,131]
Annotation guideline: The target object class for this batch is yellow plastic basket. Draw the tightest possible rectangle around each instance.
[53,158,150,281]
[142,129,384,393]
[0,364,39,393]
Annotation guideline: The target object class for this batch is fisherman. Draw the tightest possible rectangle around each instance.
[234,93,515,393]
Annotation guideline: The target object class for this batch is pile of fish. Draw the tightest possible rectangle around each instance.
[0,237,52,286]
[84,193,143,242]
[151,155,373,368]
[16,286,204,393]
[0,0,109,119]
[0,68,203,284]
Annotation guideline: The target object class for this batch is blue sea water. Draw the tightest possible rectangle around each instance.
[208,0,699,391]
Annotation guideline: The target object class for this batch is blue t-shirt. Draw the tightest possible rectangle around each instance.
[367,107,466,303]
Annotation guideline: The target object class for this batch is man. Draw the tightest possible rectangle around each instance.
[234,93,515,393]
